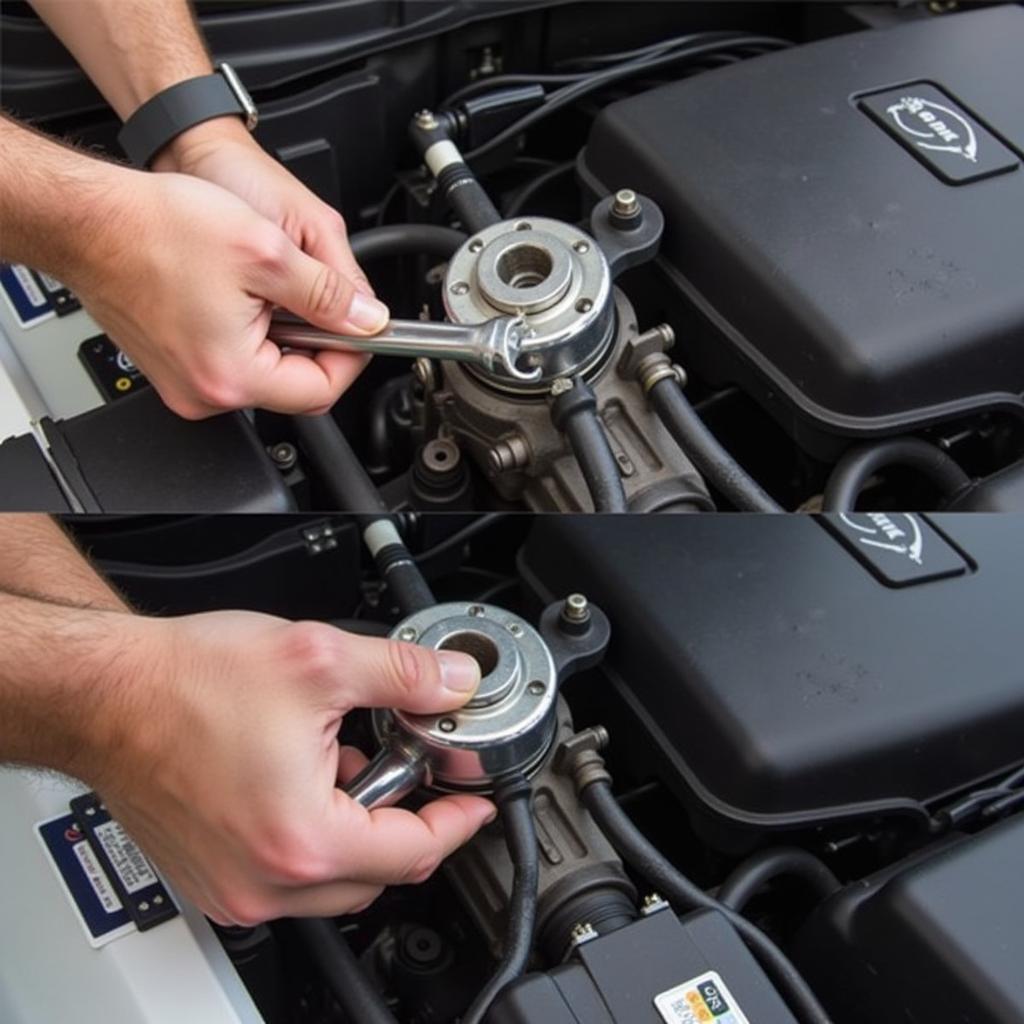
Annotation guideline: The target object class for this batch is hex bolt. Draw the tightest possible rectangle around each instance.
[398,626,418,642]
[269,442,297,471]
[563,593,590,622]
[468,604,486,617]
[415,109,438,131]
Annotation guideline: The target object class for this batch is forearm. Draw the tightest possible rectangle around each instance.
[0,116,142,285]
[0,515,127,612]
[28,0,211,119]
[0,591,142,782]
[28,0,251,171]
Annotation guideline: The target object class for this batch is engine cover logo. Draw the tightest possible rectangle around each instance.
[858,82,1019,185]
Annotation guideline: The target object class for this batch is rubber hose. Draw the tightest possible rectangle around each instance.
[349,224,467,262]
[648,376,782,512]
[551,380,628,513]
[717,847,841,912]
[822,438,972,512]
[582,781,833,1024]
[293,918,398,1024]
[460,778,539,1024]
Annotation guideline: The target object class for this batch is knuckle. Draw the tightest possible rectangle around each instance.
[258,827,326,886]
[284,621,341,683]
[190,372,244,412]
[403,850,443,885]
[246,225,290,272]
[220,891,270,928]
[306,265,349,319]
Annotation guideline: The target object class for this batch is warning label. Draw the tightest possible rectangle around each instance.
[654,971,751,1024]
[93,820,158,894]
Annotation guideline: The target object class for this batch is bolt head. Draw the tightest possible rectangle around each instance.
[415,109,438,130]
[550,378,573,397]
[398,626,418,642]
[563,593,590,622]
[438,717,457,733]
[612,188,640,217]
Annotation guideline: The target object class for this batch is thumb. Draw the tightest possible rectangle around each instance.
[255,235,389,335]
[334,631,481,713]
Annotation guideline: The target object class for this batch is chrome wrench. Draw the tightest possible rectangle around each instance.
[268,313,541,384]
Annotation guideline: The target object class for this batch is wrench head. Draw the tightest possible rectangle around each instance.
[486,317,543,384]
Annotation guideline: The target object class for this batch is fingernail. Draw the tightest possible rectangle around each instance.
[346,292,389,332]
[437,651,481,694]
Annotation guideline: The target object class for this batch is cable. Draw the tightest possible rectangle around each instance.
[462,35,789,163]
[822,438,972,512]
[412,512,509,569]
[460,777,538,1024]
[550,378,628,513]
[648,376,782,512]
[582,781,833,1024]
[349,223,467,263]
[504,160,576,217]
[716,848,841,913]
[293,918,398,1024]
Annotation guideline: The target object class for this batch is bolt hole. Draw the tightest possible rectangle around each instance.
[439,631,500,677]
[528,681,546,696]
[515,221,532,231]
[451,281,470,295]
[576,298,593,313]
[496,243,553,290]
[469,239,484,253]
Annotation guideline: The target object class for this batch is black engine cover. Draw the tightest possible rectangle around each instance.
[520,515,1024,838]
[580,7,1024,448]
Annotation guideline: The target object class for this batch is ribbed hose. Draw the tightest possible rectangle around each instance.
[582,781,833,1024]
[460,778,538,1024]
[551,380,628,513]
[350,224,467,263]
[292,918,398,1024]
[822,438,972,512]
[648,376,782,512]
[717,847,841,912]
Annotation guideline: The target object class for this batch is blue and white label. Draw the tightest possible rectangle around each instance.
[36,812,135,947]
[654,970,751,1024]
[0,263,56,328]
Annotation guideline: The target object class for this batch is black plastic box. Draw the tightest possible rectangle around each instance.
[520,515,1024,838]
[488,907,797,1023]
[795,814,1024,1023]
[580,7,1024,448]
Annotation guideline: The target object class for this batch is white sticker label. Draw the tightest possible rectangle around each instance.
[73,841,123,913]
[654,970,751,1024]
[93,820,158,894]
[11,264,47,307]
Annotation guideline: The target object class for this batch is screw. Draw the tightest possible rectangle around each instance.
[153,895,165,905]
[439,717,457,733]
[612,189,640,218]
[398,626,418,642]
[468,604,485,617]
[507,622,524,637]
[563,593,590,623]
[139,901,150,912]
[451,281,470,296]
[528,681,546,696]
[515,221,532,231]
[268,441,297,471]
[469,238,484,253]
[568,922,599,949]
[415,110,438,131]
[550,378,573,397]
[573,240,590,254]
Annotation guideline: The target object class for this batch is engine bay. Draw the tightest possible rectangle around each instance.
[1,511,1013,1024]
[2,1,1024,513]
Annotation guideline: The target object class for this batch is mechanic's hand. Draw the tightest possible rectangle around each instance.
[154,118,373,303]
[90,612,493,925]
[72,170,388,418]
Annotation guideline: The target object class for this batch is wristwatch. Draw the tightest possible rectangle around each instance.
[117,62,258,169]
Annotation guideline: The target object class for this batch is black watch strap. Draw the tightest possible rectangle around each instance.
[118,63,257,169]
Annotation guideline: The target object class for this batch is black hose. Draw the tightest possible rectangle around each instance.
[581,781,833,1024]
[717,848,841,913]
[822,438,972,512]
[648,377,782,512]
[292,414,389,515]
[349,224,467,263]
[292,918,398,1024]
[550,379,628,513]
[460,777,538,1024]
